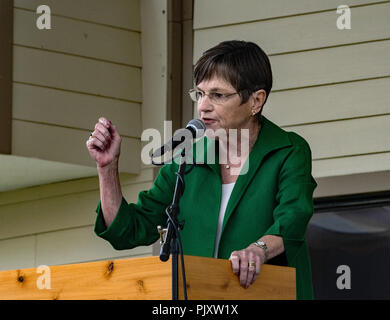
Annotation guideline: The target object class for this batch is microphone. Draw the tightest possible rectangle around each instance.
[152,119,206,158]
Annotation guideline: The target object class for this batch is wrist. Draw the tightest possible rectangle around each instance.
[249,245,266,264]
[97,159,119,173]
[251,240,269,263]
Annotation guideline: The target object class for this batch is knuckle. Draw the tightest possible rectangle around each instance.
[99,117,107,123]
[99,118,110,128]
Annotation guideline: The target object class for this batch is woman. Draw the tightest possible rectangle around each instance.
[86,41,317,299]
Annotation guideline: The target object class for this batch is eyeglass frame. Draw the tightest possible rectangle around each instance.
[188,88,240,105]
[188,85,265,105]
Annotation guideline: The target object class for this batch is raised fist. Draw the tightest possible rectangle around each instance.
[86,117,122,169]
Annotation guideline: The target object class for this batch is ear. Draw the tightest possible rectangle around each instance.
[251,89,267,114]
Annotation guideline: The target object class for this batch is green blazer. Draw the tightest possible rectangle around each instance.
[94,116,318,300]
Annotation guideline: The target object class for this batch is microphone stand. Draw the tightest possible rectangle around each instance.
[158,149,188,300]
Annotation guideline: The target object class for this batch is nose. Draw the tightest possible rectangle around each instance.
[197,95,213,116]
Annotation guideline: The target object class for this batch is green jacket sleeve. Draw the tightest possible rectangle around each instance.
[94,163,177,250]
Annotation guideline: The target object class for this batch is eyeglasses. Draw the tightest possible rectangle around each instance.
[188,89,239,104]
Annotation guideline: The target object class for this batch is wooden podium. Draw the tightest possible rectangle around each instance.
[0,255,296,300]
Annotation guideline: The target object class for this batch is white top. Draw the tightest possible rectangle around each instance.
[213,182,236,258]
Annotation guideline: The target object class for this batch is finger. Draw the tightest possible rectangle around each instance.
[245,252,257,288]
[229,252,240,275]
[95,122,112,140]
[87,135,104,151]
[239,253,249,288]
[97,118,113,139]
[245,267,255,288]
[93,124,113,150]
[251,255,262,285]
[99,118,122,143]
[92,129,110,149]
[98,117,111,129]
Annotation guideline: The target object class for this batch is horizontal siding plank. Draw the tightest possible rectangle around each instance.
[0,155,97,193]
[36,226,152,266]
[0,182,154,240]
[0,192,100,241]
[194,39,390,91]
[12,83,142,138]
[13,46,142,102]
[0,236,36,271]
[314,170,390,197]
[194,2,390,60]
[0,167,155,206]
[14,0,141,31]
[270,40,390,91]
[194,0,383,29]
[286,115,390,159]
[11,121,141,174]
[313,152,390,178]
[264,77,390,126]
[14,9,141,66]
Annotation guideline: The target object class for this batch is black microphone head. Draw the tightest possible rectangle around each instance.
[186,119,206,138]
[151,119,206,159]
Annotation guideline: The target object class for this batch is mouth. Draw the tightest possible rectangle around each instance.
[201,117,216,124]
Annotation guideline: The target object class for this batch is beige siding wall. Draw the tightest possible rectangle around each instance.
[0,0,168,271]
[0,172,154,271]
[193,0,390,196]
[12,0,142,174]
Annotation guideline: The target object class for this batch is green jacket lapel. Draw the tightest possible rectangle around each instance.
[190,116,292,233]
[221,116,292,232]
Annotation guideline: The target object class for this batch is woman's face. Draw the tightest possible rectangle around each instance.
[196,76,255,133]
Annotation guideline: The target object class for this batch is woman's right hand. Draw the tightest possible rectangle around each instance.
[86,117,122,169]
